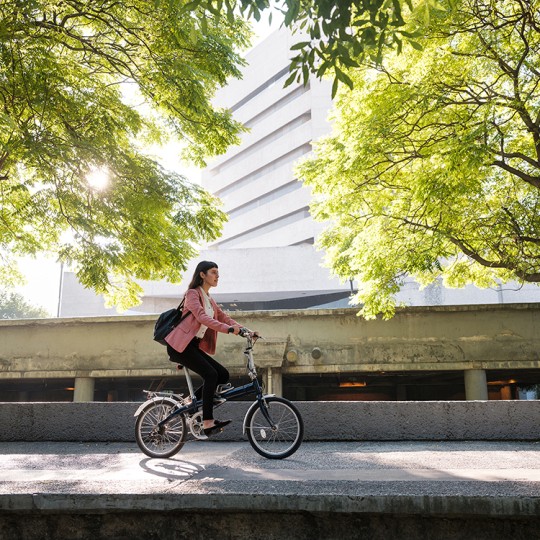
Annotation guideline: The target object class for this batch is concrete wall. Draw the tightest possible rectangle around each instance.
[0,401,538,442]
[1,303,539,382]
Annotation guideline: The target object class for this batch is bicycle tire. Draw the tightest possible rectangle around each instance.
[135,399,187,458]
[246,396,303,459]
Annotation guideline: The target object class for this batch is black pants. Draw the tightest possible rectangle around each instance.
[167,339,229,421]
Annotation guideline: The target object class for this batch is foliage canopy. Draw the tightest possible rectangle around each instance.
[0,0,250,308]
[189,0,442,95]
[297,0,540,318]
[0,289,50,319]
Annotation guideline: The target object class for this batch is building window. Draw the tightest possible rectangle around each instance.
[244,84,310,128]
[211,112,311,176]
[230,65,292,112]
[214,208,311,248]
[215,144,312,198]
[227,181,303,219]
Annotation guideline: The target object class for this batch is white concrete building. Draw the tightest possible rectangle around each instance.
[202,26,332,249]
[181,26,357,311]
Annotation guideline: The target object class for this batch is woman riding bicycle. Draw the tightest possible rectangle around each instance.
[165,260,252,436]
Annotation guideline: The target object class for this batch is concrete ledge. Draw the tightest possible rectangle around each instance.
[1,401,539,442]
[2,492,540,517]
[1,502,539,540]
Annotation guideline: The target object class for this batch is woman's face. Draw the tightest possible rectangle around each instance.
[201,267,219,288]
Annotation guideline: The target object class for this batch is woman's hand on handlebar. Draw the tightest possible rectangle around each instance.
[228,325,254,337]
[239,327,261,339]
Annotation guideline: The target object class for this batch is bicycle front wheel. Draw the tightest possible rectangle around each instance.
[246,396,303,459]
[135,400,187,458]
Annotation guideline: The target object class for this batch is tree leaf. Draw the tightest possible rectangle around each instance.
[331,76,339,98]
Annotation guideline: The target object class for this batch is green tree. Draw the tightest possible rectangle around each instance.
[0,0,250,308]
[297,0,540,318]
[189,0,438,94]
[0,290,50,319]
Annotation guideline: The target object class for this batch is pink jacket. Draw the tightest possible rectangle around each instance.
[164,288,239,355]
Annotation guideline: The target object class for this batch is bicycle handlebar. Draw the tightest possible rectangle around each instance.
[239,327,261,342]
[239,327,256,337]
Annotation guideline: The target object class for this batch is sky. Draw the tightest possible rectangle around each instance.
[14,257,62,316]
[14,12,284,316]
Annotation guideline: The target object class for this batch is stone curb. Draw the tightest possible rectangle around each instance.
[1,493,539,517]
[1,401,540,442]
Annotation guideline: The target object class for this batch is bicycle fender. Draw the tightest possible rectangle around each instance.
[133,396,179,417]
[242,394,276,435]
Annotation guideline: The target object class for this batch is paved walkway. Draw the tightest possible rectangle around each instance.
[1,440,540,501]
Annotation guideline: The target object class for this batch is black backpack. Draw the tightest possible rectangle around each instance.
[153,298,191,345]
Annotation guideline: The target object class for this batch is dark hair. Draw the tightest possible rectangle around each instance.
[188,260,218,289]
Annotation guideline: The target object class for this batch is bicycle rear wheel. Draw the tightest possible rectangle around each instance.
[135,400,187,458]
[246,396,303,459]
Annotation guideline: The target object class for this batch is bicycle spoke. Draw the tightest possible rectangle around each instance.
[247,397,303,458]
[135,401,187,458]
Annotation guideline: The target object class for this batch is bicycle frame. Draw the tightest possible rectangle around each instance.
[156,334,276,430]
[135,332,304,460]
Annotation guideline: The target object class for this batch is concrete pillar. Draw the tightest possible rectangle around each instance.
[464,369,488,400]
[265,368,283,397]
[73,377,95,402]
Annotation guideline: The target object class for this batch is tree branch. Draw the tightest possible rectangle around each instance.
[491,160,540,189]
[492,150,540,170]
[446,236,540,281]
